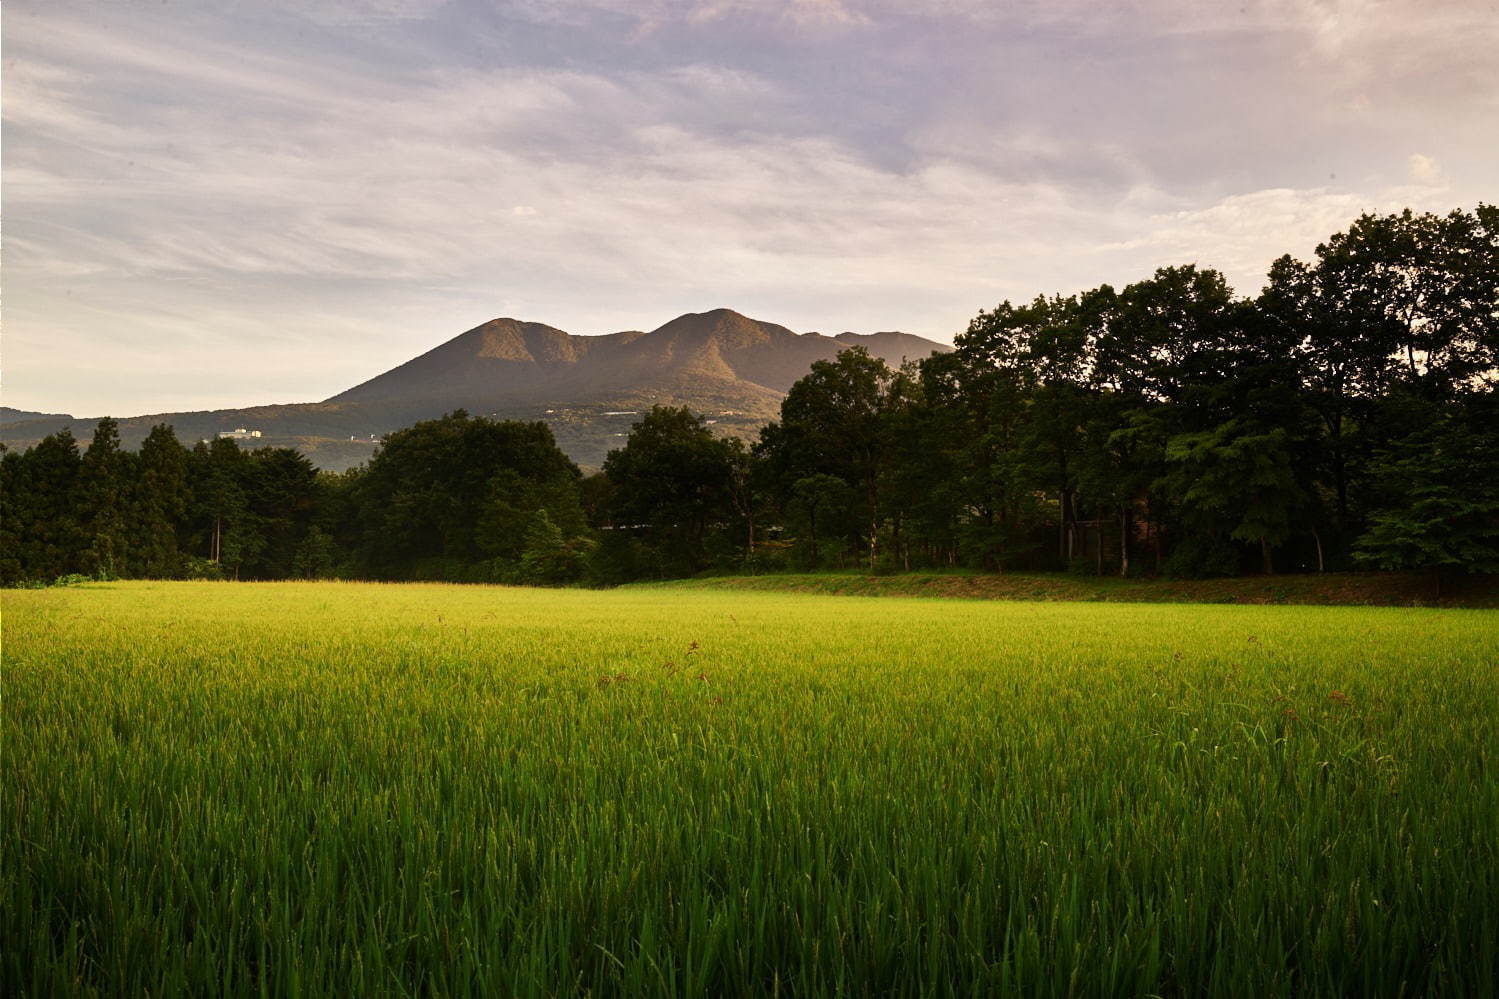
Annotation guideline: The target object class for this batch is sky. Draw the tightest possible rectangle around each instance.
[3,0,1496,416]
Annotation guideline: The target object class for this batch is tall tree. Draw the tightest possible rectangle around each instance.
[785,473,853,568]
[354,412,586,579]
[132,424,190,577]
[190,437,258,576]
[1097,265,1237,402]
[1259,204,1499,562]
[75,419,133,578]
[10,431,84,580]
[242,448,321,578]
[1355,394,1499,592]
[723,438,760,564]
[602,406,735,576]
[0,446,24,584]
[1314,206,1499,393]
[760,348,893,566]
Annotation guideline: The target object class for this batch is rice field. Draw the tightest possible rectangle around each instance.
[4,581,1497,997]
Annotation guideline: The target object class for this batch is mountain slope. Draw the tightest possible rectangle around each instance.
[326,319,606,407]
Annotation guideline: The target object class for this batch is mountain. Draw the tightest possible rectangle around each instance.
[1,309,950,470]
[329,309,944,411]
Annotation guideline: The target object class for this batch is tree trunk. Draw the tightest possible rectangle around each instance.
[733,477,755,559]
[1334,453,1348,550]
[1312,528,1324,573]
[1261,539,1274,575]
[1065,492,1076,562]
[1119,507,1131,578]
[1323,403,1348,558]
[1059,486,1070,562]
[1151,499,1162,573]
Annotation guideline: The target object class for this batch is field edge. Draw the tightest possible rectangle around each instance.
[630,569,1499,608]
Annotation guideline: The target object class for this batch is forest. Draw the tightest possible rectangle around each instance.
[3,205,1496,588]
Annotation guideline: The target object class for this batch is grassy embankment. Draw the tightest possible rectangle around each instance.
[641,568,1499,607]
[5,581,1497,996]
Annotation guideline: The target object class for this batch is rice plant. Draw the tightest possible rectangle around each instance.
[5,581,1496,996]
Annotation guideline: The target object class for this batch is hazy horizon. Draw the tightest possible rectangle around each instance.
[5,0,1496,416]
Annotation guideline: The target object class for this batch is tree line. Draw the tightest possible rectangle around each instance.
[4,205,1495,587]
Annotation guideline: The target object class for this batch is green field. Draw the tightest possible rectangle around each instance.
[5,582,1497,996]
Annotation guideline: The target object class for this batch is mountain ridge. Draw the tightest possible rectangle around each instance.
[3,309,950,471]
[327,308,943,409]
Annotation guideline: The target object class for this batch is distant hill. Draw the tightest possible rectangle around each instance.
[1,309,949,471]
[0,407,75,424]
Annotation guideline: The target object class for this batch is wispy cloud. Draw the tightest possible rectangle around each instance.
[3,0,1493,414]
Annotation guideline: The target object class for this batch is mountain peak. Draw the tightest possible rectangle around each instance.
[647,309,797,349]
[323,309,948,419]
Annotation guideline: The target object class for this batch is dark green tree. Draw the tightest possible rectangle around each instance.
[1164,422,1305,575]
[0,446,23,584]
[75,419,134,578]
[353,412,586,580]
[1355,398,1499,591]
[785,473,853,567]
[723,438,762,566]
[1254,205,1499,568]
[602,406,736,576]
[9,431,84,580]
[190,437,260,577]
[517,509,592,584]
[291,526,337,579]
[476,468,588,567]
[241,448,321,578]
[131,424,190,577]
[759,348,893,567]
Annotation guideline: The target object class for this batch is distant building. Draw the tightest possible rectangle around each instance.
[217,428,262,440]
[603,410,638,417]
